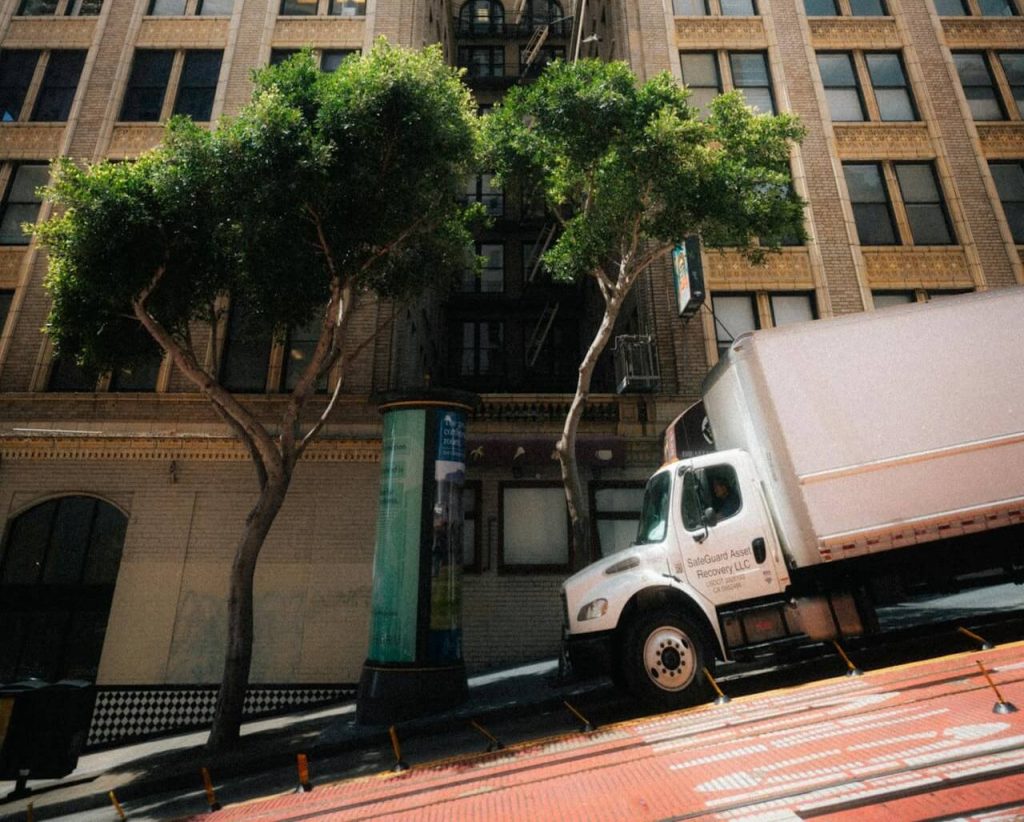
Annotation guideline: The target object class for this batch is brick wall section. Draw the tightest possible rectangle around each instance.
[897,5,1016,290]
[767,0,865,317]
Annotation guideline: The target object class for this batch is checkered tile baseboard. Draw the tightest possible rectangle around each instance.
[86,684,356,749]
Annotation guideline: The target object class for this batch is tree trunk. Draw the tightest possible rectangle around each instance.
[556,294,622,565]
[206,467,292,751]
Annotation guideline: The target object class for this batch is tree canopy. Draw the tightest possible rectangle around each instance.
[482,58,806,554]
[36,40,481,749]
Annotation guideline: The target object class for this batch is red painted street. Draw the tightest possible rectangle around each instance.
[196,641,1024,821]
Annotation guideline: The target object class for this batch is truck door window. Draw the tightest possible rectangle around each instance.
[635,472,671,544]
[681,471,704,531]
[682,466,742,530]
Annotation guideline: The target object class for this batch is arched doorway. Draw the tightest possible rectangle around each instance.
[0,496,127,683]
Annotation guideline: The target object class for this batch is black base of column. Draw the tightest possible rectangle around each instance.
[356,660,468,725]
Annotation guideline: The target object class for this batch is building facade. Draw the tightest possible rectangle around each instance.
[0,0,1021,746]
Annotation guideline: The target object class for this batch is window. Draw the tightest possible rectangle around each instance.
[119,51,173,122]
[0,51,40,122]
[17,0,58,14]
[464,174,503,217]
[328,0,365,13]
[149,0,186,13]
[462,243,504,293]
[979,0,1017,13]
[990,161,1024,243]
[0,497,128,683]
[806,0,887,12]
[0,163,48,245]
[500,483,569,571]
[934,0,968,11]
[712,293,757,357]
[321,50,356,72]
[173,51,222,121]
[873,289,973,308]
[637,472,671,543]
[953,53,1006,120]
[459,0,504,32]
[220,303,272,392]
[770,293,816,326]
[844,162,898,245]
[66,0,102,13]
[457,321,504,378]
[849,0,886,12]
[459,47,504,78]
[31,51,86,122]
[47,355,98,391]
[282,317,327,391]
[805,0,838,13]
[462,482,482,571]
[1001,53,1024,115]
[731,53,775,114]
[680,52,722,114]
[270,49,299,66]
[280,0,317,14]
[109,328,162,392]
[895,163,953,245]
[674,0,757,11]
[0,290,13,336]
[818,52,915,122]
[818,53,864,121]
[844,161,954,246]
[591,483,644,557]
[197,0,233,14]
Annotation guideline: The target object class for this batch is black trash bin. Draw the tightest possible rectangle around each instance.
[0,679,96,797]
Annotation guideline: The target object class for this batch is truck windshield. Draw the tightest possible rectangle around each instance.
[635,472,671,544]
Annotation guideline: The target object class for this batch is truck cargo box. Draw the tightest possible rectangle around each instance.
[702,288,1024,569]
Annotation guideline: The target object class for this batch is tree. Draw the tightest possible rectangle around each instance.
[482,59,806,557]
[36,42,480,750]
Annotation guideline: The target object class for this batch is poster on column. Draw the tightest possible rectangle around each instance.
[428,410,466,663]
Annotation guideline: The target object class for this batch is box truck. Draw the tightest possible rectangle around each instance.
[561,288,1024,708]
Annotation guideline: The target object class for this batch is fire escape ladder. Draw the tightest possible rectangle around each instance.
[521,24,550,74]
[525,223,558,283]
[525,302,560,367]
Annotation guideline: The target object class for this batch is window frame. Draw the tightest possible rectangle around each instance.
[953,51,1013,121]
[679,49,777,116]
[805,0,889,15]
[30,50,87,122]
[712,290,820,362]
[989,159,1024,244]
[0,50,41,123]
[17,0,102,15]
[589,480,645,561]
[0,162,48,247]
[172,49,223,122]
[498,480,572,573]
[673,0,758,12]
[817,50,917,123]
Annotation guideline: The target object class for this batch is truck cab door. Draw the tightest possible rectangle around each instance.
[672,455,785,605]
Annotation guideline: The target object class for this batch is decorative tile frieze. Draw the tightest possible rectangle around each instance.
[108,124,166,158]
[2,17,96,49]
[833,123,933,160]
[977,123,1024,160]
[942,18,1024,49]
[0,434,381,463]
[808,18,900,50]
[705,249,815,290]
[0,124,65,160]
[271,18,365,48]
[673,17,766,49]
[136,18,230,48]
[863,247,973,289]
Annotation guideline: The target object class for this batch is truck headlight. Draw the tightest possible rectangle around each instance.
[577,598,608,622]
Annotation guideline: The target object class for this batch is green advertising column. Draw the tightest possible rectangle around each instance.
[356,390,477,724]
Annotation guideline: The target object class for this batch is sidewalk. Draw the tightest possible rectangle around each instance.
[0,660,602,821]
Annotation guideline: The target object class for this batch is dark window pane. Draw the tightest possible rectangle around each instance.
[31,50,86,121]
[321,50,355,72]
[42,497,96,584]
[979,0,1016,14]
[173,50,222,121]
[283,317,327,391]
[845,164,898,244]
[17,0,58,15]
[83,503,127,585]
[1,501,56,584]
[731,53,774,113]
[954,53,1006,120]
[270,49,299,66]
[990,162,1024,243]
[0,164,48,245]
[329,0,365,13]
[805,0,838,14]
[197,0,233,14]
[149,0,186,13]
[844,162,888,202]
[67,0,103,14]
[0,50,41,122]
[47,356,99,391]
[673,0,708,13]
[721,0,756,13]
[818,53,865,120]
[1000,53,1024,115]
[933,0,967,12]
[280,0,317,15]
[849,0,886,14]
[867,53,916,120]
[120,50,173,121]
[896,163,953,245]
[853,203,898,244]
[221,304,272,392]
[0,290,12,333]
[110,327,162,392]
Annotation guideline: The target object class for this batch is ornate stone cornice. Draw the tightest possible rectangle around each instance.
[0,434,381,463]
[136,18,230,48]
[808,18,900,49]
[2,17,96,48]
[271,18,365,48]
[674,17,766,49]
[833,123,933,160]
[0,124,66,161]
[977,123,1024,160]
[863,247,974,289]
[942,18,1024,49]
[705,249,815,290]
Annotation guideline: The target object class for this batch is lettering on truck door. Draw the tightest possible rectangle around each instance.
[675,462,783,604]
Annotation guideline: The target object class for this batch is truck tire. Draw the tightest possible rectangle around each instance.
[621,609,713,711]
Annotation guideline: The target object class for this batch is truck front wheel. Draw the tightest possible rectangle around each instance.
[621,610,712,710]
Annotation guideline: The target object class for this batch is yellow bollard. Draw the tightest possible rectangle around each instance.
[201,767,222,812]
[977,660,1018,715]
[296,753,312,792]
[470,719,505,752]
[388,725,409,772]
[703,667,731,705]
[109,790,127,820]
[563,700,595,732]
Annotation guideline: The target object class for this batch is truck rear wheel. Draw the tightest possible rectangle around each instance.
[621,610,712,710]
